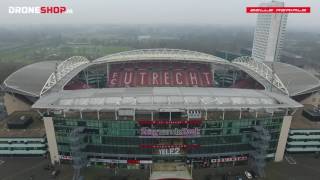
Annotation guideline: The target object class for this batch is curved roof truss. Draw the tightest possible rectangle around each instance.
[233,56,289,95]
[40,56,89,96]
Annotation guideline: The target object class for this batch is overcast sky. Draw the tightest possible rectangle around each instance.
[0,0,319,30]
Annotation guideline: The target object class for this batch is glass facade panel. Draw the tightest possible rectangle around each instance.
[53,115,283,159]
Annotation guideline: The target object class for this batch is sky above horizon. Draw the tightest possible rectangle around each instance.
[0,0,319,31]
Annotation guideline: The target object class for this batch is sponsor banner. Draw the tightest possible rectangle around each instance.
[188,110,202,119]
[140,160,153,164]
[211,156,248,163]
[59,155,72,160]
[91,158,127,164]
[159,108,184,112]
[89,158,153,164]
[140,127,200,136]
[246,7,311,13]
[140,144,200,149]
[118,109,135,116]
[138,120,202,125]
[127,160,139,164]
[159,147,181,155]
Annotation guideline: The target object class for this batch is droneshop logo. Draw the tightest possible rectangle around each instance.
[8,6,73,14]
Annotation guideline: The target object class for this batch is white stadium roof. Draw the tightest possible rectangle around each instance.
[94,48,229,64]
[3,61,60,97]
[264,62,320,96]
[2,49,319,98]
[32,87,302,110]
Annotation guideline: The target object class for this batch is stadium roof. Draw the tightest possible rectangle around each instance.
[264,62,320,96]
[2,49,319,98]
[94,48,229,64]
[32,87,302,110]
[3,61,59,97]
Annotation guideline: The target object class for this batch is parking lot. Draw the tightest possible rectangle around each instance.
[264,154,320,180]
[0,154,320,180]
[0,157,73,180]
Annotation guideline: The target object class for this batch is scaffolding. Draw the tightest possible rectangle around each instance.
[0,93,7,120]
[70,127,87,180]
[249,125,271,177]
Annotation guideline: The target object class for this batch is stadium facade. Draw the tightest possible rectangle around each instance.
[5,49,320,176]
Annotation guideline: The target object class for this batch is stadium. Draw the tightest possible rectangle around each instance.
[4,48,320,179]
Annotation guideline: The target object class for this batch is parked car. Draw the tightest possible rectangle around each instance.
[86,162,92,167]
[51,169,60,177]
[43,164,53,170]
[205,174,213,180]
[244,171,253,179]
[249,170,258,178]
[223,174,229,180]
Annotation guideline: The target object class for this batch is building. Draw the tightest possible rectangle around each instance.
[299,91,320,108]
[252,1,288,62]
[287,105,320,153]
[4,49,320,179]
[0,111,47,156]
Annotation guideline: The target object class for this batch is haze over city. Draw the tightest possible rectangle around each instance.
[0,0,319,31]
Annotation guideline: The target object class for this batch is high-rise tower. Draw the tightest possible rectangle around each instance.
[252,1,288,62]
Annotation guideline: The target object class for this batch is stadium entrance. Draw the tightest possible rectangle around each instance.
[150,162,192,180]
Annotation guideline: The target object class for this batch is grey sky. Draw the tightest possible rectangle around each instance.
[0,0,319,30]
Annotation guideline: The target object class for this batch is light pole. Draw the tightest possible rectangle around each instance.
[190,159,193,177]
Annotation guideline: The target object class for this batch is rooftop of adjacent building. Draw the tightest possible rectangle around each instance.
[260,1,284,7]
[0,111,45,138]
[291,104,320,130]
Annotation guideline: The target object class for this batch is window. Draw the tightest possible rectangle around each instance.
[256,120,261,126]
[251,121,255,126]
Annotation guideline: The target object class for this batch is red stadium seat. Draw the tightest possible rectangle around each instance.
[107,62,213,88]
[64,80,93,90]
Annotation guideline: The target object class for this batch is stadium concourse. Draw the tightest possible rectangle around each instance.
[2,49,320,180]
